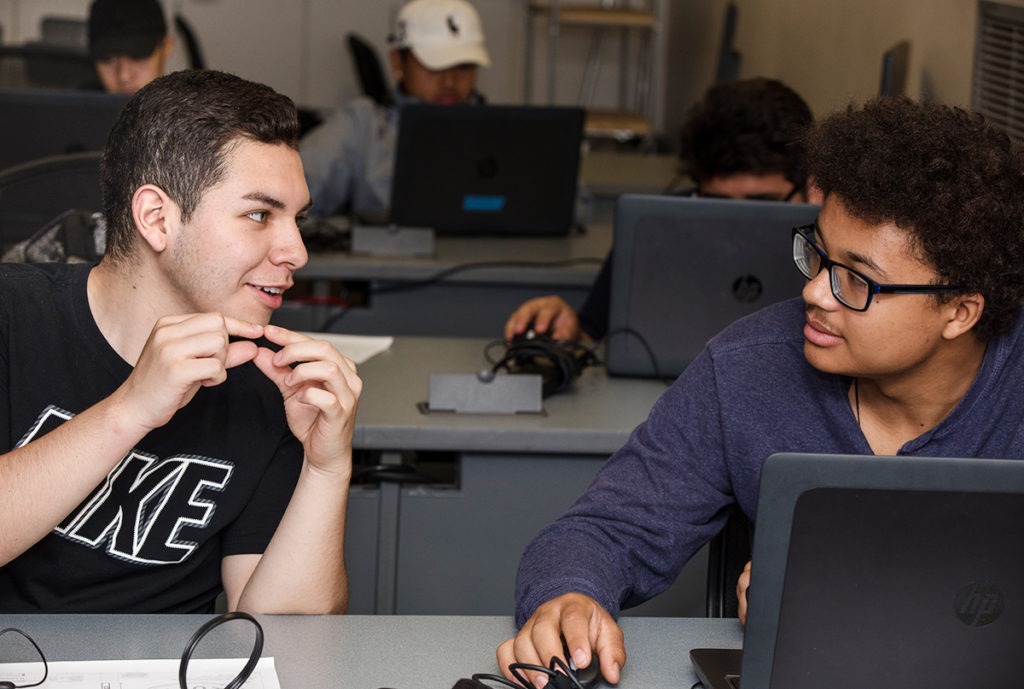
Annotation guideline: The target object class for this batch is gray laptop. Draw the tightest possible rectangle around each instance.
[691,452,1024,689]
[606,195,819,378]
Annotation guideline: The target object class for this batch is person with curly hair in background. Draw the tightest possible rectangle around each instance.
[497,96,1024,687]
[504,77,819,343]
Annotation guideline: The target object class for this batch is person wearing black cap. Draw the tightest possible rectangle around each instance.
[88,0,175,95]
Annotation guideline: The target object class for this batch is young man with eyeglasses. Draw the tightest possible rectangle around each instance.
[497,97,1024,687]
[504,78,818,343]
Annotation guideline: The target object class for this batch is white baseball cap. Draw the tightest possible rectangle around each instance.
[390,0,491,71]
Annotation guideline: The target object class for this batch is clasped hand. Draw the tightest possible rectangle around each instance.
[117,313,360,474]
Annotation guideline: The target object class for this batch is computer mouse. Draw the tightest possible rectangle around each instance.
[561,638,603,688]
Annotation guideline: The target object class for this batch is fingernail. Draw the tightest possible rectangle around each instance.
[573,649,587,669]
[534,675,548,689]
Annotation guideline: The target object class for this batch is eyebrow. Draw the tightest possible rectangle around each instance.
[815,221,890,279]
[242,192,314,215]
[243,191,285,209]
[842,248,888,278]
[699,192,787,201]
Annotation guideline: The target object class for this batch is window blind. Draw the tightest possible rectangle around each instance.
[974,1,1024,144]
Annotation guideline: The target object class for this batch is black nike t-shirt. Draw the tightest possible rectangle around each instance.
[0,262,302,612]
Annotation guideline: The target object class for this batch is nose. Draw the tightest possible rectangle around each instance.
[114,57,133,83]
[271,221,308,270]
[801,266,838,309]
[438,67,459,88]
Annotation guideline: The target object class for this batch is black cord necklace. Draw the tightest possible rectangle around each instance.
[853,377,861,427]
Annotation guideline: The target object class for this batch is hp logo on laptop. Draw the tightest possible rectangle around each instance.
[731,274,763,303]
[954,582,1005,626]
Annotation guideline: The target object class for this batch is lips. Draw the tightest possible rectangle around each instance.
[248,282,290,309]
[804,314,845,347]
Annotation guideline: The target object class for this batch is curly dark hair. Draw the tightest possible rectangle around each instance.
[805,97,1024,341]
[101,69,300,263]
[679,77,813,187]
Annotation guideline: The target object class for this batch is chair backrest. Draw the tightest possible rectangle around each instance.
[346,33,393,107]
[40,16,88,48]
[705,503,752,618]
[879,40,911,97]
[0,88,128,171]
[0,151,103,252]
[0,44,95,90]
[715,3,741,84]
[174,14,206,70]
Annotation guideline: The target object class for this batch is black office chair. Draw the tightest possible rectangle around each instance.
[174,14,206,70]
[346,33,393,107]
[40,16,88,48]
[704,503,752,618]
[0,151,103,253]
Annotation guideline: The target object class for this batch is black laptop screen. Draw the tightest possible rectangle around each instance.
[769,486,1024,689]
[388,104,584,236]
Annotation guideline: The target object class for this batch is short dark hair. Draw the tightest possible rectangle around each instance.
[679,77,813,188]
[100,69,300,262]
[805,97,1024,341]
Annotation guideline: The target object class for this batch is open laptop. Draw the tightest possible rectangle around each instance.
[0,88,129,170]
[691,452,1024,689]
[606,195,819,378]
[387,103,584,236]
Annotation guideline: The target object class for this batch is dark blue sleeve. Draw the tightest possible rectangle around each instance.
[513,348,735,625]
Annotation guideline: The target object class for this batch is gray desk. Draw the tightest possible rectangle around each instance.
[344,337,707,619]
[276,223,611,337]
[1,614,744,689]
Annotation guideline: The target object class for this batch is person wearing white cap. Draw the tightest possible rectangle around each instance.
[300,0,491,219]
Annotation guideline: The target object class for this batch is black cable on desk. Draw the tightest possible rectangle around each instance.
[596,326,675,386]
[316,257,604,332]
[373,257,603,295]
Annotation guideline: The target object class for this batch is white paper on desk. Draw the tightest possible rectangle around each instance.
[299,332,393,364]
[0,656,281,688]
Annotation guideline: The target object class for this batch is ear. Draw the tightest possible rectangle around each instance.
[158,34,176,61]
[941,293,985,340]
[131,184,177,254]
[388,49,404,81]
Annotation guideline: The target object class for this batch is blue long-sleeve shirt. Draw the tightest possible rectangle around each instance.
[514,297,1024,625]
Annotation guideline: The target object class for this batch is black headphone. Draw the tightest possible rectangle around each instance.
[489,331,598,397]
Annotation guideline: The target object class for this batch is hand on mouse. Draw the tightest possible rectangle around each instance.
[497,592,625,688]
[504,296,587,343]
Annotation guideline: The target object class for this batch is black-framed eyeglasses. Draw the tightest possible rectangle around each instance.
[695,181,804,203]
[791,225,964,311]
